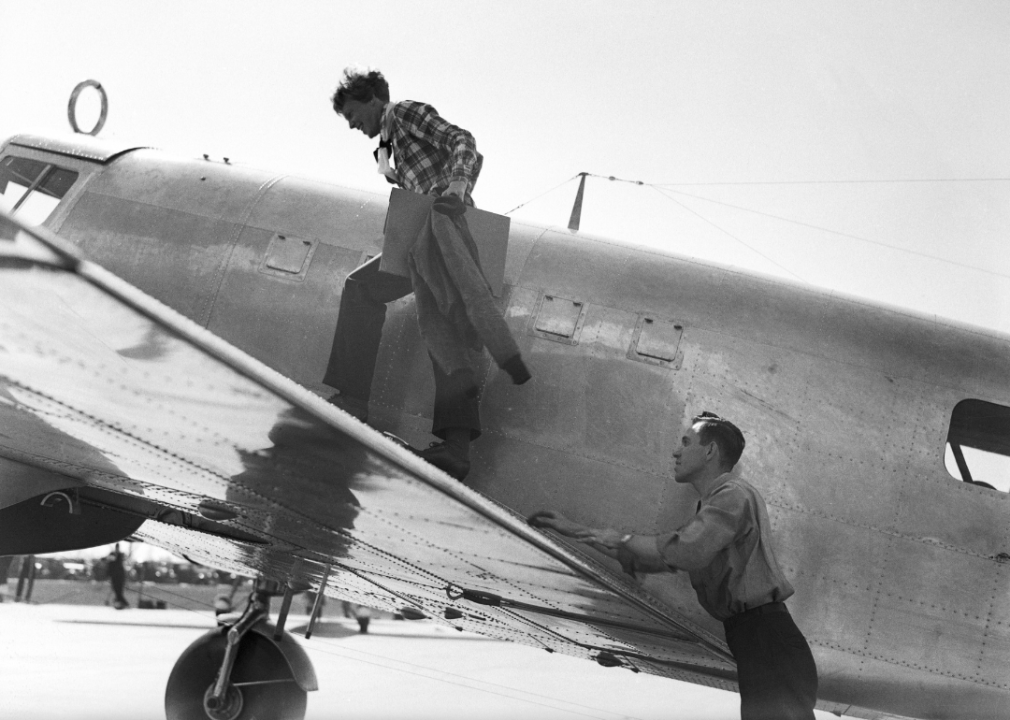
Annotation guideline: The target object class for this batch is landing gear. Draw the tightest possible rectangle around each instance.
[165,583,317,720]
[165,628,307,720]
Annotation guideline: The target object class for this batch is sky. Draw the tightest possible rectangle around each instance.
[1,2,1008,716]
[3,1,1010,334]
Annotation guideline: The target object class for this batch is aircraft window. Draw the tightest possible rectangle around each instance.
[37,167,79,199]
[0,156,47,213]
[0,156,79,225]
[13,168,80,226]
[945,399,1010,492]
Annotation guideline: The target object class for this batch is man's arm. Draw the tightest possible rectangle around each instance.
[397,102,479,199]
[529,489,747,576]
[527,511,669,576]
[653,488,746,571]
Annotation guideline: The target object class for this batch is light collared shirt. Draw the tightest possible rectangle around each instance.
[379,100,483,198]
[651,474,794,621]
[375,102,398,182]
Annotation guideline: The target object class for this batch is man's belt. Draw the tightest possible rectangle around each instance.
[724,601,788,630]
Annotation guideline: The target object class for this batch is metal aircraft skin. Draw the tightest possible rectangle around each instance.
[1,132,1009,720]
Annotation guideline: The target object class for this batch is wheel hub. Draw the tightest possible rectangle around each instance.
[203,682,243,720]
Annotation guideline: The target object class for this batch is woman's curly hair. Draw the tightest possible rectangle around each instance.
[331,67,390,113]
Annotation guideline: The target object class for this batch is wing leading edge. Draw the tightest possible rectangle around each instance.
[0,210,737,688]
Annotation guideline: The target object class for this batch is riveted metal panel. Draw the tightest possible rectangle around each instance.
[980,562,1010,690]
[868,540,1003,688]
[523,229,1010,394]
[776,512,883,652]
[259,233,317,280]
[628,316,683,368]
[476,299,690,526]
[244,175,385,254]
[893,470,1010,559]
[530,292,587,345]
[781,358,910,529]
[58,191,241,326]
[80,150,274,224]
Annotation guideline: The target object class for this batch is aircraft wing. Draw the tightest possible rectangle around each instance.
[0,210,737,688]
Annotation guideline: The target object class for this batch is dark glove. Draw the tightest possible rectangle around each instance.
[433,194,466,217]
[616,544,638,578]
[502,354,531,385]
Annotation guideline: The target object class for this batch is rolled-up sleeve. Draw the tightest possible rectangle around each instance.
[655,488,748,571]
[405,103,479,186]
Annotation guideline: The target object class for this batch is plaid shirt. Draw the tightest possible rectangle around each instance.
[381,100,483,199]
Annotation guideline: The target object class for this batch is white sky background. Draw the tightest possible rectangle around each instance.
[2,3,1008,716]
[2,0,1009,334]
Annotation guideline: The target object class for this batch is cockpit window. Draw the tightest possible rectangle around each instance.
[945,399,1010,492]
[0,156,45,211]
[0,156,79,225]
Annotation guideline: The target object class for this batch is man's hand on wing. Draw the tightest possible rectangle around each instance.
[527,510,589,537]
[530,511,641,575]
[529,512,620,552]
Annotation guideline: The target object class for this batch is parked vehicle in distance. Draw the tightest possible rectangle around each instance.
[171,563,216,585]
[132,561,177,584]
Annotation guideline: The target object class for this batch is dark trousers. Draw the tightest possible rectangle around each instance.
[724,606,818,720]
[15,555,35,602]
[323,255,481,439]
[109,566,127,605]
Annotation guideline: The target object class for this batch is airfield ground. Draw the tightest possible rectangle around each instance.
[0,580,844,720]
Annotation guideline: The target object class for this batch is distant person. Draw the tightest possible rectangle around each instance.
[530,412,818,720]
[15,554,35,603]
[0,555,14,602]
[107,545,128,609]
[342,601,371,634]
[322,67,529,481]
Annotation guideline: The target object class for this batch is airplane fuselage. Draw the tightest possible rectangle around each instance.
[3,134,1009,720]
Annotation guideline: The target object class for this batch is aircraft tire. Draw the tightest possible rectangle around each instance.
[165,628,307,720]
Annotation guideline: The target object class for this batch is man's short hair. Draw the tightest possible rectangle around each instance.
[693,412,746,468]
[332,67,390,113]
